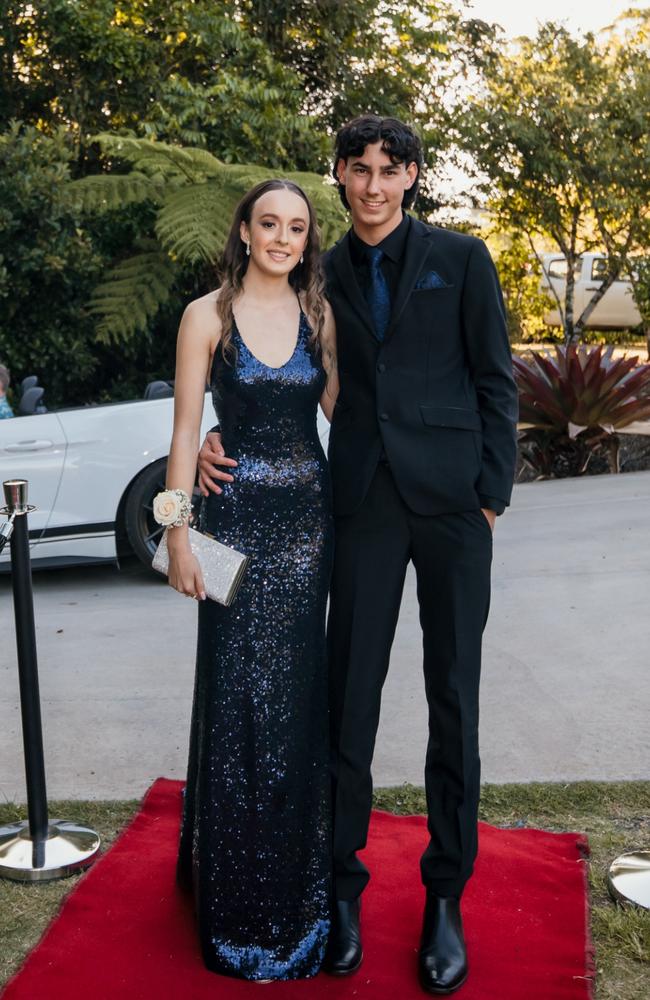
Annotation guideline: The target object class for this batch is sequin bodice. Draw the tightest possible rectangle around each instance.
[209,310,327,496]
[176,306,333,982]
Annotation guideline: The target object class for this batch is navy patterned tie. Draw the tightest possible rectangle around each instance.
[364,246,391,341]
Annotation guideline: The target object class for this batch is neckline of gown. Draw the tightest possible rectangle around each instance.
[233,308,305,372]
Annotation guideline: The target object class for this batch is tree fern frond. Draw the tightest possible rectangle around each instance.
[75,140,350,341]
[155,170,347,265]
[87,245,177,343]
[68,172,165,213]
[204,163,349,245]
[155,183,236,263]
[91,133,223,183]
[286,173,349,243]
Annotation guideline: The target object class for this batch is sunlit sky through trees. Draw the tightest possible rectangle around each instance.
[435,1,648,220]
[466,0,645,38]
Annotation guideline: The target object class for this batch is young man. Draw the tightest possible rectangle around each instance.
[197,115,518,994]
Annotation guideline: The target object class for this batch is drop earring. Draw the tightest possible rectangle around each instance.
[300,252,304,264]
[246,241,251,257]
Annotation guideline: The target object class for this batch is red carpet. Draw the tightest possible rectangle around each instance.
[1,778,594,1000]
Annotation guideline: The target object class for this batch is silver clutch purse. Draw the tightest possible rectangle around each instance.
[152,526,249,606]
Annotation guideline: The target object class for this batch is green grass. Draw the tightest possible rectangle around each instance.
[374,782,650,1000]
[1,783,649,997]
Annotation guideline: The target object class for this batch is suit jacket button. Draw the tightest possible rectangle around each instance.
[380,412,389,421]
[377,362,386,373]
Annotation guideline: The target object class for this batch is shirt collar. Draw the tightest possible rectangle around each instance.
[349,211,410,264]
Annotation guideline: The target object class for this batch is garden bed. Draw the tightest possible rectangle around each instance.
[516,432,650,484]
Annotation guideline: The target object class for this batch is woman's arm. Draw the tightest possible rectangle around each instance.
[318,300,339,423]
[165,297,220,598]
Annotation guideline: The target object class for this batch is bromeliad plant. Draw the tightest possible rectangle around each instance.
[513,344,650,477]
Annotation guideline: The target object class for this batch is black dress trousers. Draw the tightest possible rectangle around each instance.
[326,461,493,900]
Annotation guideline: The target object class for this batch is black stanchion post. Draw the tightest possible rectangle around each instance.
[9,496,49,846]
[0,479,101,882]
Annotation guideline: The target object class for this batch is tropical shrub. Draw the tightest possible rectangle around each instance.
[0,123,188,408]
[513,344,650,476]
[0,124,103,407]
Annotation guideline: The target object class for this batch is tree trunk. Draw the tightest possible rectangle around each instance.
[564,275,576,344]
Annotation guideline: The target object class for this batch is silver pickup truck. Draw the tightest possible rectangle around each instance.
[541,253,641,329]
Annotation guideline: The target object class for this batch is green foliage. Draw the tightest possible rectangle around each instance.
[0,123,192,407]
[0,0,486,404]
[494,236,553,343]
[88,242,178,344]
[0,0,327,173]
[154,183,233,264]
[0,123,103,406]
[233,0,463,185]
[514,344,650,476]
[456,18,650,343]
[71,173,166,214]
[628,256,650,356]
[631,259,650,323]
[68,135,349,344]
[0,1,461,180]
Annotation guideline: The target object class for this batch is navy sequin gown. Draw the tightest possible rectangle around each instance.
[176,307,333,981]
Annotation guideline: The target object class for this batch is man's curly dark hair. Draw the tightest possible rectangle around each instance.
[332,114,423,211]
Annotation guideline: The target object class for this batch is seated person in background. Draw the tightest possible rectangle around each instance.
[0,364,14,419]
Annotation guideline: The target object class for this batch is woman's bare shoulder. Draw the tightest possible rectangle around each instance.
[183,288,221,321]
[180,288,222,345]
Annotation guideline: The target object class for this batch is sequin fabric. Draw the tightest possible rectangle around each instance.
[176,308,333,981]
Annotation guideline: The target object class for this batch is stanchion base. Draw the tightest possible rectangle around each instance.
[0,819,101,882]
[607,851,650,909]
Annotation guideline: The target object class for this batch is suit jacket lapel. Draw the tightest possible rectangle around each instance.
[329,233,377,339]
[384,220,434,339]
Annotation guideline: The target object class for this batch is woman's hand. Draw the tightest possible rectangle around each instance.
[168,538,206,600]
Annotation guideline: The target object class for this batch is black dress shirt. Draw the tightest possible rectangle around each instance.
[348,211,410,301]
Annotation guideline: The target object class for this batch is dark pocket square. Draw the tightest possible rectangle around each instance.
[414,270,450,290]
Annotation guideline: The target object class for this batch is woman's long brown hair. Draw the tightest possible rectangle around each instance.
[216,179,328,365]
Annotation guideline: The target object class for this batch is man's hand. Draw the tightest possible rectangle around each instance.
[481,508,497,532]
[197,431,237,496]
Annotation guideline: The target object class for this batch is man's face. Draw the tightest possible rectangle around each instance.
[336,141,418,241]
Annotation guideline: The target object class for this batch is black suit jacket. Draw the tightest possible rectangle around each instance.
[323,217,519,517]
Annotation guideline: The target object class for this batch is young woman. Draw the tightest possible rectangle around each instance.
[158,179,338,981]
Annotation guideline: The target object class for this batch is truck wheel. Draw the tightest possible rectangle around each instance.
[124,458,168,569]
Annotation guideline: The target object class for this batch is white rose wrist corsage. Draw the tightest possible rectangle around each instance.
[152,488,192,527]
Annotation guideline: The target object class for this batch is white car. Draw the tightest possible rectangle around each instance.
[0,379,330,572]
[541,252,641,329]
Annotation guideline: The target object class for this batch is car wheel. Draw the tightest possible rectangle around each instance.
[124,458,169,569]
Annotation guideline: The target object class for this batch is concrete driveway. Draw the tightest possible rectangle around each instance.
[1,471,649,803]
